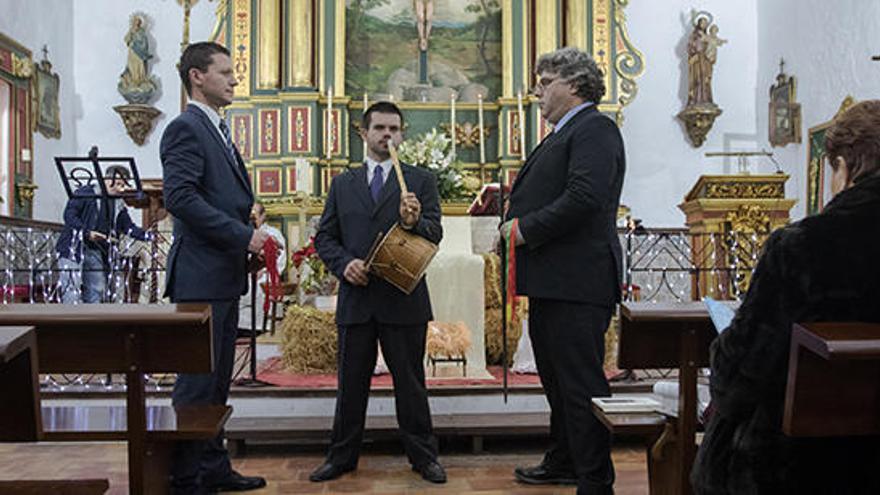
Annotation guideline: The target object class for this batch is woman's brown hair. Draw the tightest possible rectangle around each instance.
[825,100,880,184]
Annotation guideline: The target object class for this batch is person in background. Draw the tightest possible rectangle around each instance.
[55,165,150,303]
[692,100,880,494]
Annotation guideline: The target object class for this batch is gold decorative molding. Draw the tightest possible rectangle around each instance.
[534,0,558,66]
[502,0,513,97]
[231,0,252,97]
[16,181,37,208]
[288,0,314,87]
[678,104,722,147]
[613,0,645,107]
[705,182,785,199]
[565,0,588,50]
[256,0,281,89]
[11,53,34,79]
[113,104,163,146]
[725,205,770,235]
[439,122,494,149]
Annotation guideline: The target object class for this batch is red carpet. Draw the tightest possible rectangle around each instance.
[256,357,619,389]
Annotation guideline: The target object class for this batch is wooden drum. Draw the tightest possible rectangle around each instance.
[365,223,438,294]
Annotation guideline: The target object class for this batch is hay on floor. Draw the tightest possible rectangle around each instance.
[279,305,337,374]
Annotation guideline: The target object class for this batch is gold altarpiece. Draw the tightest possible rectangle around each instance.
[679,175,796,300]
[210,0,644,246]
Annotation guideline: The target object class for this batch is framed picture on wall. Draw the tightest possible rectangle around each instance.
[33,58,60,139]
[806,96,856,215]
[768,64,801,147]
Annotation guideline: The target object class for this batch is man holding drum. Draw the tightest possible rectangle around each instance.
[311,101,447,484]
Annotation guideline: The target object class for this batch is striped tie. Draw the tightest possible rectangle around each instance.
[219,120,237,161]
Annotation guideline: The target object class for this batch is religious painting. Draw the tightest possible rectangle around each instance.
[806,96,855,215]
[34,58,60,139]
[345,0,502,102]
[768,63,801,147]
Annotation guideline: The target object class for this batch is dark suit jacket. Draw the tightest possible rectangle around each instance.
[55,185,149,262]
[507,105,625,306]
[160,104,254,301]
[316,163,442,326]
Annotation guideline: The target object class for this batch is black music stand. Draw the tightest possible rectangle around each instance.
[55,147,145,386]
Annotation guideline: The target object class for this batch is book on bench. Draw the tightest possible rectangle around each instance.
[592,396,661,413]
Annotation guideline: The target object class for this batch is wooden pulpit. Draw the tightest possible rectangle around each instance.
[783,322,880,437]
[678,174,796,299]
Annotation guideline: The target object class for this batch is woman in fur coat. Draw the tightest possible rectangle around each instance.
[692,100,880,494]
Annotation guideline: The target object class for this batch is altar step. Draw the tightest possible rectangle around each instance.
[226,412,554,456]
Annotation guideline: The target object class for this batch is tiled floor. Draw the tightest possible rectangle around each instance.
[0,438,648,494]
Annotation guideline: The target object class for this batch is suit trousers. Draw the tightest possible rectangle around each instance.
[529,298,615,492]
[327,320,438,469]
[170,300,238,492]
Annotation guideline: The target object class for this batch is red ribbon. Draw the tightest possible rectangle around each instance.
[262,237,281,313]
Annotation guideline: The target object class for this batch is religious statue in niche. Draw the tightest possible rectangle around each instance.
[678,11,725,147]
[345,0,501,102]
[768,59,802,147]
[113,12,162,146]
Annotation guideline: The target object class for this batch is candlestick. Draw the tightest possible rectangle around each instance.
[477,94,485,164]
[362,92,369,159]
[517,90,526,161]
[325,86,333,159]
[450,94,456,160]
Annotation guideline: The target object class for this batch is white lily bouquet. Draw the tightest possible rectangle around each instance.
[397,128,468,200]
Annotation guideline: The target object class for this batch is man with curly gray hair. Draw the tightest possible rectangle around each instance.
[503,46,623,495]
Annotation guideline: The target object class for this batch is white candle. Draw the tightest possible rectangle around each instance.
[450,94,456,160]
[517,90,526,161]
[362,92,368,159]
[477,94,485,164]
[325,86,333,159]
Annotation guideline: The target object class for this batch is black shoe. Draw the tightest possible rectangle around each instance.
[309,462,355,482]
[413,461,447,484]
[514,464,577,485]
[204,471,267,492]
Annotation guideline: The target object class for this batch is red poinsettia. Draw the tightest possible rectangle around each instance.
[291,236,317,269]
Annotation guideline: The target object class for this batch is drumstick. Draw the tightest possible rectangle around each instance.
[387,139,408,195]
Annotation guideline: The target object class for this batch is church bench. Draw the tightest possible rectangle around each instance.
[0,479,110,494]
[1,326,109,493]
[0,326,41,442]
[41,404,232,442]
[0,304,219,495]
[783,322,880,437]
[618,302,732,495]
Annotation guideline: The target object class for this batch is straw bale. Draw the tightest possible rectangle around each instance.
[279,305,338,373]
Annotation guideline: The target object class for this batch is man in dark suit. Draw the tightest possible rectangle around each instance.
[160,41,268,494]
[504,47,625,495]
[310,101,447,484]
[55,165,150,303]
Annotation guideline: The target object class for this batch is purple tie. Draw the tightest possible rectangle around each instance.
[370,166,384,203]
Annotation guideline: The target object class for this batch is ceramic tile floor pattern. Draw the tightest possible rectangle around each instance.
[0,440,648,494]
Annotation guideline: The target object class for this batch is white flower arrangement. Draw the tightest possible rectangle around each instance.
[397,128,468,200]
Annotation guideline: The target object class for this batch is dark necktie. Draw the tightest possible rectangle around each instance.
[370,166,384,203]
[218,120,237,161]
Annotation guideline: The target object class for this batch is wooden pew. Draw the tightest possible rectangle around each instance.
[618,301,735,495]
[1,326,109,494]
[783,322,880,437]
[0,326,40,442]
[0,304,228,495]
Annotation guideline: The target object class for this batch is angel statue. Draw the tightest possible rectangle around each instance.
[118,13,159,104]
